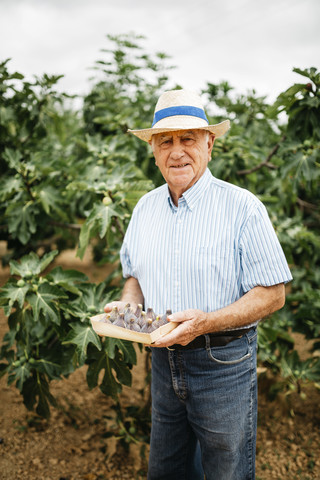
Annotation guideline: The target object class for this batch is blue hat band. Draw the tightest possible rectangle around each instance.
[152,105,208,127]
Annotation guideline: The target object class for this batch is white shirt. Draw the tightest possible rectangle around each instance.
[120,168,292,318]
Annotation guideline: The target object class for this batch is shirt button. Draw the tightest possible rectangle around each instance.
[177,219,182,224]
[174,281,179,287]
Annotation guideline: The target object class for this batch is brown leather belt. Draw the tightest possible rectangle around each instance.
[170,327,253,350]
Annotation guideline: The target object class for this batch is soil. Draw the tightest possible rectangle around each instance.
[0,247,319,480]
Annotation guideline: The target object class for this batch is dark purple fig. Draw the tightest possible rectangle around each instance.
[102,314,112,324]
[152,315,162,330]
[123,303,132,314]
[124,310,137,325]
[109,306,120,322]
[135,304,143,319]
[141,318,154,333]
[159,312,170,326]
[137,311,147,328]
[129,318,141,332]
[146,307,156,321]
[114,313,126,328]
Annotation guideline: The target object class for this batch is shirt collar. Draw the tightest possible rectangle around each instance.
[167,168,213,211]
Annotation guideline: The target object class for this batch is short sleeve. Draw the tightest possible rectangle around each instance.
[120,205,140,279]
[239,202,292,292]
[120,238,135,278]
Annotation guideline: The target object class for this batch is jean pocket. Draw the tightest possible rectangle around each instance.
[206,335,252,365]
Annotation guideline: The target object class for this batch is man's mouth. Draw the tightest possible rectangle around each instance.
[171,163,190,168]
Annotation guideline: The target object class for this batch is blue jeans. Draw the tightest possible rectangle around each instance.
[148,328,258,480]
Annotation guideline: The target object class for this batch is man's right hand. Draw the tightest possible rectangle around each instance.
[104,277,144,314]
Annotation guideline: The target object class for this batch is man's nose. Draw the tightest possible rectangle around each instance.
[170,141,184,160]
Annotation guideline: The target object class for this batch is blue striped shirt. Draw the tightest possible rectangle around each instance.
[120,168,292,321]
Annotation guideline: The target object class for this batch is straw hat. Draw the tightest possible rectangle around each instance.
[128,89,230,142]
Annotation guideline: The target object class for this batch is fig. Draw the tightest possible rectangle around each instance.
[102,196,112,206]
[152,315,162,329]
[137,311,147,328]
[109,306,120,322]
[124,310,137,325]
[103,314,112,324]
[114,313,126,328]
[98,304,170,334]
[135,304,143,317]
[129,318,141,332]
[141,318,154,333]
[146,307,156,321]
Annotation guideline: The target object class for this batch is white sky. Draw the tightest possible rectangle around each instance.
[0,0,319,103]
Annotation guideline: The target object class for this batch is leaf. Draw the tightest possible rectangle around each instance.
[0,176,23,200]
[21,373,57,418]
[111,353,132,387]
[280,351,320,383]
[293,67,317,81]
[62,323,101,365]
[48,266,88,284]
[6,201,39,245]
[9,363,32,391]
[2,148,23,169]
[38,250,59,273]
[103,336,137,363]
[99,357,123,399]
[47,266,88,294]
[0,280,29,315]
[28,283,67,324]
[77,203,116,259]
[86,348,131,399]
[78,282,107,311]
[86,349,108,389]
[37,185,66,217]
[10,252,41,277]
[31,358,62,380]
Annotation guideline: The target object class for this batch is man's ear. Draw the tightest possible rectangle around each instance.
[208,134,215,161]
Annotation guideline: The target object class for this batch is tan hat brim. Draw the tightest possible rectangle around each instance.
[128,120,230,143]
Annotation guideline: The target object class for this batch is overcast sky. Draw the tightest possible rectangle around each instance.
[1,0,319,104]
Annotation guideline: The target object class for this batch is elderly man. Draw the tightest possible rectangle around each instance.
[104,89,292,480]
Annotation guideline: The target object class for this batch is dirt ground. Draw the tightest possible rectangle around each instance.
[0,248,319,480]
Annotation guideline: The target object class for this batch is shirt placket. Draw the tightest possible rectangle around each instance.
[172,202,185,313]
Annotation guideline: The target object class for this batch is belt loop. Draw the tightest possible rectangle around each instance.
[204,334,211,349]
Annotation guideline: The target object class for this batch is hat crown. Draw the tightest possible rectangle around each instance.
[151,89,209,128]
[155,89,204,112]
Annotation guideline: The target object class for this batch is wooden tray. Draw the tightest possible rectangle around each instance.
[90,313,178,345]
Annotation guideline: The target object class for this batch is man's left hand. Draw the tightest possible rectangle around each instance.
[152,309,207,348]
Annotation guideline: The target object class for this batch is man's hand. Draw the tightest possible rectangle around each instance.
[104,276,144,314]
[152,309,207,348]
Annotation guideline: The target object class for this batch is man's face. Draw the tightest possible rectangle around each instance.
[150,129,215,202]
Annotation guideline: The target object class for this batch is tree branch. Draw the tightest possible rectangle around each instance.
[296,198,319,212]
[237,135,286,176]
[48,220,81,230]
